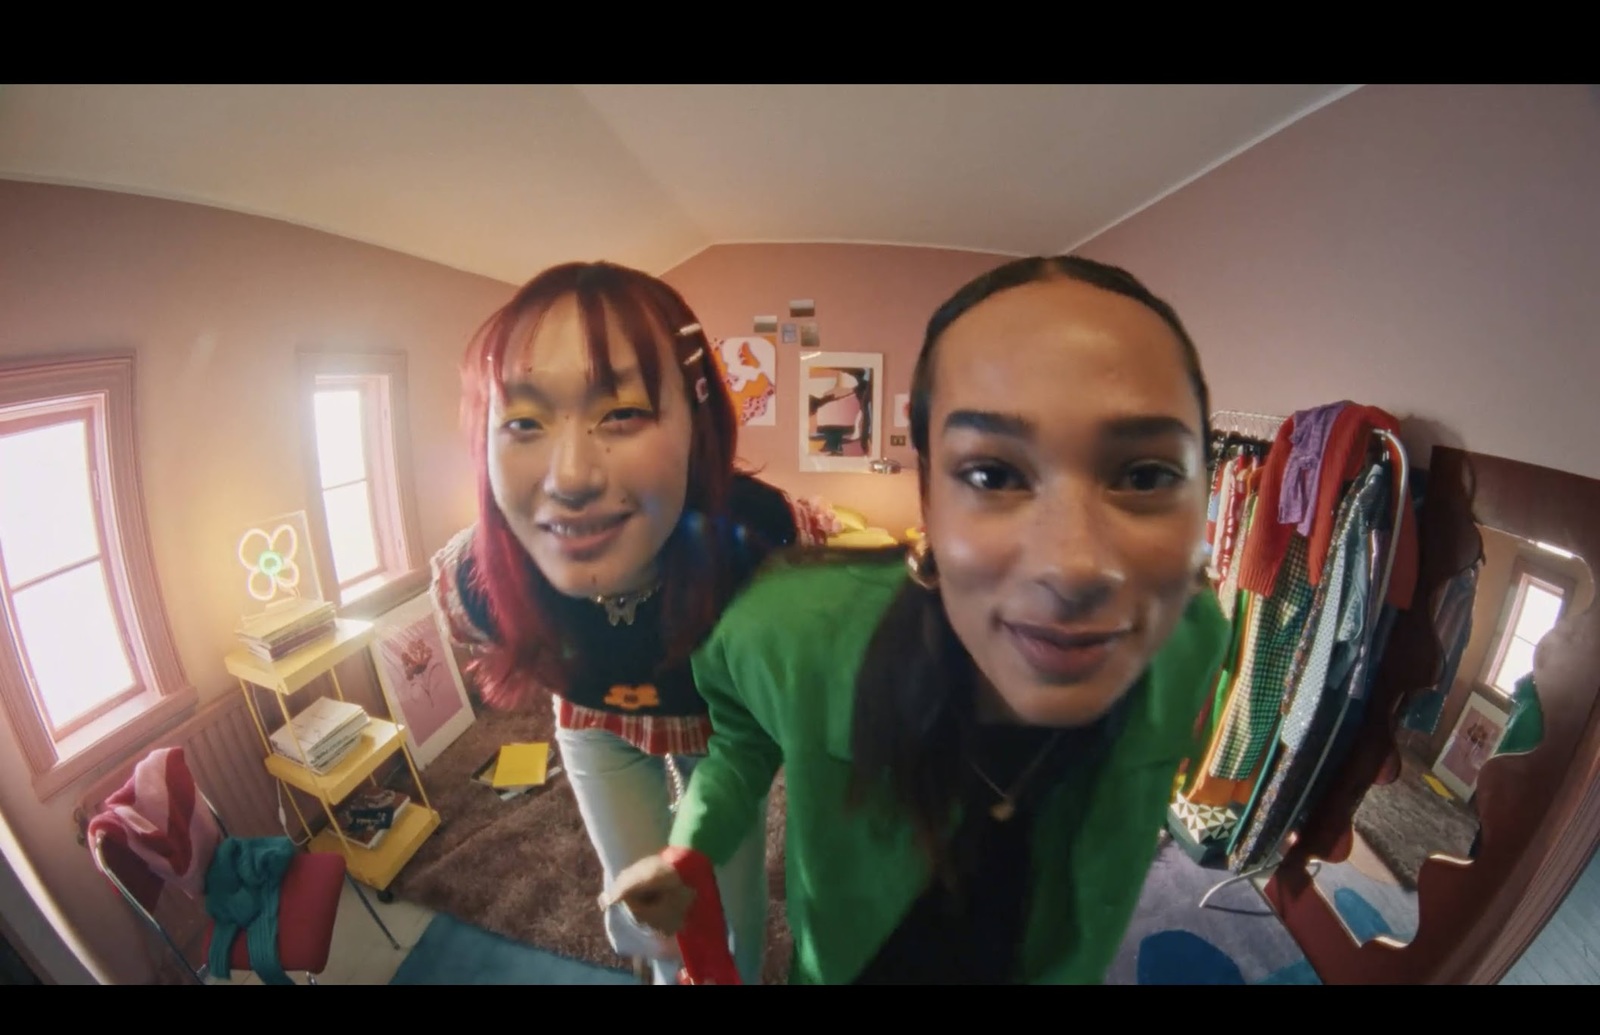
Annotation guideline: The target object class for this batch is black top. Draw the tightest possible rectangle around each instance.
[456,475,799,717]
[851,697,1134,984]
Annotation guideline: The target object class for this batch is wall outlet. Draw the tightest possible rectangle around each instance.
[890,435,906,447]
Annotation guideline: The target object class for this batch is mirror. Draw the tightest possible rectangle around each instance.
[1307,523,1594,947]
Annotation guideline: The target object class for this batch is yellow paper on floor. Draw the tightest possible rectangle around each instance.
[492,742,549,788]
[1422,772,1455,801]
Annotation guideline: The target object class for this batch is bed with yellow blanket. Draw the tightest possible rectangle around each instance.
[824,504,902,548]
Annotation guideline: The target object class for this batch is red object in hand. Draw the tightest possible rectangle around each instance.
[660,846,741,985]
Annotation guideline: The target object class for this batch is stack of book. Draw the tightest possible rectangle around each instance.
[269,696,370,774]
[236,598,337,663]
[332,787,413,850]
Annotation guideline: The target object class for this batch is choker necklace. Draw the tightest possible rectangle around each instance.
[592,581,660,627]
[971,730,1064,822]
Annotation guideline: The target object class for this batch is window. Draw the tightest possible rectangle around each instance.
[298,352,423,614]
[1484,571,1565,696]
[0,354,195,800]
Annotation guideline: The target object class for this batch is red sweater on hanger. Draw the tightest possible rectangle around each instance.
[1236,404,1417,611]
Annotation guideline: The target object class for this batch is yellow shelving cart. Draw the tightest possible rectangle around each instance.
[225,618,440,902]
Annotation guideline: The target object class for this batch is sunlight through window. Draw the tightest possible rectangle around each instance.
[0,417,137,730]
[314,387,382,586]
[1491,579,1564,693]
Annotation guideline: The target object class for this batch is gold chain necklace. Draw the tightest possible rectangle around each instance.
[970,730,1064,822]
[591,581,660,627]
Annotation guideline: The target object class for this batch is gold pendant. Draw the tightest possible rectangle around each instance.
[990,800,1016,822]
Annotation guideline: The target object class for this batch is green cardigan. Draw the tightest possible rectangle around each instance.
[669,554,1230,984]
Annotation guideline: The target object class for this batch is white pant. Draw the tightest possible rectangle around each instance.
[554,723,769,984]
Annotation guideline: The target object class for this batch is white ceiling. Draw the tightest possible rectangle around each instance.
[0,84,1359,285]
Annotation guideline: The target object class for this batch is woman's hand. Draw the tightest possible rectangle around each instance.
[599,853,696,937]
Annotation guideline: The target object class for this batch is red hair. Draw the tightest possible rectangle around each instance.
[459,261,742,710]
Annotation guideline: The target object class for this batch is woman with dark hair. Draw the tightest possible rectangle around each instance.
[430,261,836,984]
[603,255,1230,984]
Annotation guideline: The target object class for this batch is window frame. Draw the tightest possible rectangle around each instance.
[0,353,196,801]
[1481,558,1573,698]
[297,350,426,619]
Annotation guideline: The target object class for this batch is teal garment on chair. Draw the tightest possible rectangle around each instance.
[1495,673,1544,757]
[205,836,296,985]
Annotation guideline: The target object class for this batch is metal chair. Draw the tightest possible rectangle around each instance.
[89,781,401,984]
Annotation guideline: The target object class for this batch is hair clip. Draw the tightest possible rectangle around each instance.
[695,377,710,403]
[683,346,704,367]
[678,322,702,338]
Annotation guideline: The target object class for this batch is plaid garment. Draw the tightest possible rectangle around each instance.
[1227,465,1386,870]
[1209,534,1315,780]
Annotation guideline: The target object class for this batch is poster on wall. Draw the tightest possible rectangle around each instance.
[799,351,882,474]
[710,335,777,427]
[370,593,476,770]
[893,393,910,428]
[1431,691,1511,801]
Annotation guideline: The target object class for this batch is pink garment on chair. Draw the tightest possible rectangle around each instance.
[87,747,223,902]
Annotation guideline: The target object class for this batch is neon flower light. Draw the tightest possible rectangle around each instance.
[238,522,303,602]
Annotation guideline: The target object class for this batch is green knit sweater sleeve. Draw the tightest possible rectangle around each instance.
[669,597,785,866]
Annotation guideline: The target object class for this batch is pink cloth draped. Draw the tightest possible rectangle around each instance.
[87,747,223,905]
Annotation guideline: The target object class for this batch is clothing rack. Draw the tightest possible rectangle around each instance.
[1194,409,1410,910]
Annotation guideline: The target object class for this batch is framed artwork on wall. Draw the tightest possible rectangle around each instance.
[710,335,778,427]
[1431,690,1511,801]
[369,592,475,769]
[799,350,882,474]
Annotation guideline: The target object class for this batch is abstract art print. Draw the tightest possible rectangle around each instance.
[710,335,777,427]
[370,593,475,769]
[799,351,882,473]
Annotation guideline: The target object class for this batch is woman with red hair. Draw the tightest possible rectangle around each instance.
[430,261,835,983]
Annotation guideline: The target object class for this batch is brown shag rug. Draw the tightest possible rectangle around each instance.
[1351,750,1478,891]
[387,704,793,984]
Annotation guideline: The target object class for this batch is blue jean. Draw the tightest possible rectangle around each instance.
[554,723,769,984]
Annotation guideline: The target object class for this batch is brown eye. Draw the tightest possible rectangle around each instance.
[602,407,653,426]
[1116,462,1184,493]
[957,461,1026,493]
[503,417,541,435]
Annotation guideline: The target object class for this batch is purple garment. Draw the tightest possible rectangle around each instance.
[1278,401,1349,533]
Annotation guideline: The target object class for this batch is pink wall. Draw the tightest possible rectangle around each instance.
[1073,83,1600,482]
[662,243,1013,535]
[7,81,1598,983]
[0,180,513,982]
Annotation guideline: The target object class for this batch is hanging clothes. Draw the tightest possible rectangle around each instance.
[1278,401,1350,533]
[1214,454,1257,586]
[1172,409,1414,861]
[1227,463,1388,870]
[1238,404,1418,609]
[1208,535,1316,781]
[1400,557,1482,734]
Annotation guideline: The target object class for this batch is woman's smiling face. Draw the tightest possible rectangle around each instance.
[486,293,693,599]
[921,275,1209,727]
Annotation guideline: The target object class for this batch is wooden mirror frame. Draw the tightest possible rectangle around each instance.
[1267,445,1600,983]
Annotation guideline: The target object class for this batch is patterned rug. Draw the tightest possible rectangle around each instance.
[1110,842,1321,984]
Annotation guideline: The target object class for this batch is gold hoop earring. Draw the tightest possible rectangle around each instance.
[907,536,939,591]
